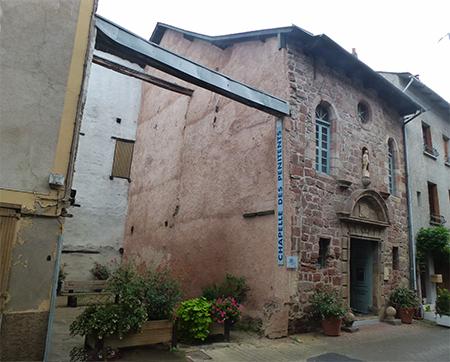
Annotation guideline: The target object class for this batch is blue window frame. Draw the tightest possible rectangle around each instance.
[315,105,331,174]
[388,140,396,194]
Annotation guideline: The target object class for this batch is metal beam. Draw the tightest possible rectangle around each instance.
[95,16,290,117]
[93,55,194,96]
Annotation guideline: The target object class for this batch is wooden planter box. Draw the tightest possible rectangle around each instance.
[209,320,231,341]
[86,320,174,350]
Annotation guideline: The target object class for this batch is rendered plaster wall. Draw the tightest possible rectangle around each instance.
[381,73,450,303]
[0,0,81,193]
[285,45,410,329]
[124,31,292,337]
[0,1,96,359]
[405,97,450,241]
[0,217,59,361]
[62,50,142,279]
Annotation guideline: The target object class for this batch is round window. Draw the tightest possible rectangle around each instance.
[357,102,370,123]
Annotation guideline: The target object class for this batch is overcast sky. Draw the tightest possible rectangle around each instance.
[97,0,449,102]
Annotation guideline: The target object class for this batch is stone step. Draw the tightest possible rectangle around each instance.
[353,318,380,327]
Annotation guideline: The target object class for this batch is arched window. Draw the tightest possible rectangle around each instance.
[315,104,331,174]
[388,139,396,194]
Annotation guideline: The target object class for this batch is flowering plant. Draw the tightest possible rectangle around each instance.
[211,297,241,324]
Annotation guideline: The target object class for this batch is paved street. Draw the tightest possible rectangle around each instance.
[49,305,450,362]
[186,322,450,362]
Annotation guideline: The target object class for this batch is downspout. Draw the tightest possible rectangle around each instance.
[402,110,423,292]
[43,234,64,362]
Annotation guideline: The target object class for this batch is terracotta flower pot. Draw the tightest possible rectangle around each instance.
[321,317,342,336]
[399,307,415,324]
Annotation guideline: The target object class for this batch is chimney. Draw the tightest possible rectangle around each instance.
[352,48,358,58]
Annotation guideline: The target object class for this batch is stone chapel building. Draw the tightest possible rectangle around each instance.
[123,24,421,337]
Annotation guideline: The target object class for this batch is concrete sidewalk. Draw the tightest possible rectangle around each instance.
[49,306,449,362]
[186,322,450,362]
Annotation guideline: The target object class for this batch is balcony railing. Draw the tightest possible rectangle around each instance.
[423,144,439,158]
[430,214,447,225]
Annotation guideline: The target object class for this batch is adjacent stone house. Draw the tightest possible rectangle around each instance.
[380,72,450,303]
[123,24,421,336]
[0,1,96,360]
[62,49,142,280]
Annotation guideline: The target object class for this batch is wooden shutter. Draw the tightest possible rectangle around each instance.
[0,209,19,312]
[111,139,134,179]
[427,182,440,219]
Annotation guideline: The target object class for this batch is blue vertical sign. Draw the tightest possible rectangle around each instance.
[276,119,284,266]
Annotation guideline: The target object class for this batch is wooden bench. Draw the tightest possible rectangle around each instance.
[61,280,111,307]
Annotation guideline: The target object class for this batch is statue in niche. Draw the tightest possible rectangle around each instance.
[362,148,371,186]
[362,149,370,178]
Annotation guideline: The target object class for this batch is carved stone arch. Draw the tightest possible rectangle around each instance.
[338,189,390,227]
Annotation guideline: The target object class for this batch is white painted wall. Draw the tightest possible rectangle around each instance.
[62,50,142,279]
[381,72,450,304]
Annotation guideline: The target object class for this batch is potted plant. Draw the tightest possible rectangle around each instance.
[201,274,249,340]
[210,296,241,341]
[389,287,419,324]
[176,297,213,341]
[90,261,111,280]
[309,286,346,336]
[436,288,450,327]
[70,264,181,358]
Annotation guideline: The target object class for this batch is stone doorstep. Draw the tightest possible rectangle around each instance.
[353,318,381,327]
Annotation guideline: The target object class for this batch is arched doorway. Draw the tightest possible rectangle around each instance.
[338,190,390,314]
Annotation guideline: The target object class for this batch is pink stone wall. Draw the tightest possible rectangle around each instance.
[285,46,410,330]
[124,31,291,336]
[125,29,410,335]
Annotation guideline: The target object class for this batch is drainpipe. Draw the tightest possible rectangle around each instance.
[402,110,423,292]
[43,234,64,362]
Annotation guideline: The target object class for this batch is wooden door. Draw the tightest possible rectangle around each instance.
[0,208,19,312]
[350,240,374,314]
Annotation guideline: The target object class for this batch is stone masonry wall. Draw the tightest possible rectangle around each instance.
[284,45,410,330]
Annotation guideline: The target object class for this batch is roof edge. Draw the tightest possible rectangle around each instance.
[150,22,297,45]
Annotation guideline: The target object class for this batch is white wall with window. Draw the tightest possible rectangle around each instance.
[62,50,142,280]
[380,72,450,305]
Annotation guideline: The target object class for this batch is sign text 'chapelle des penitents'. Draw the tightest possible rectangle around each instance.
[276,119,284,266]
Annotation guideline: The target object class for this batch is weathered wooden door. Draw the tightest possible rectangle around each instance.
[0,208,19,313]
[350,239,374,314]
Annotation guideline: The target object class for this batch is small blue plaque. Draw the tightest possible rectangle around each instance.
[286,256,298,269]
